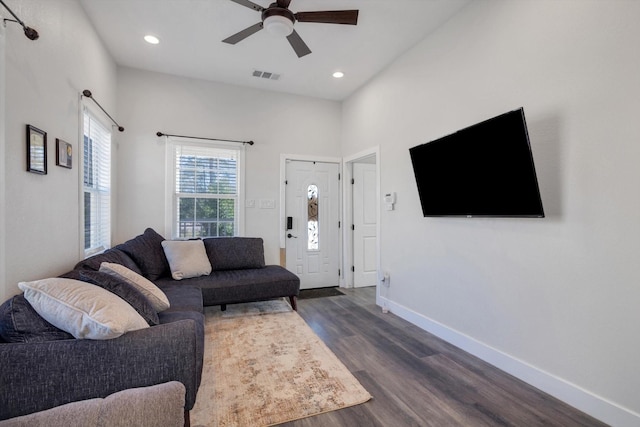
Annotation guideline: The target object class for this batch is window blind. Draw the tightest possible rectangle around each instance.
[83,108,111,255]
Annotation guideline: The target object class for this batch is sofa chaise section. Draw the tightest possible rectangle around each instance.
[155,266,300,310]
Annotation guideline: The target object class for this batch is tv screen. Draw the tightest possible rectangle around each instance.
[409,108,544,218]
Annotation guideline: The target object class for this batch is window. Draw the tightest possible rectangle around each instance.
[168,142,243,239]
[307,184,319,250]
[82,108,111,256]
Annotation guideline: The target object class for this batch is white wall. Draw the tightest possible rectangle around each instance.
[115,68,341,264]
[342,1,640,424]
[1,0,117,299]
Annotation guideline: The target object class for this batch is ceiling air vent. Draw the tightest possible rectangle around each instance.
[252,70,281,81]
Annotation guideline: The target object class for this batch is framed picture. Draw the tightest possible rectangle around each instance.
[56,139,72,169]
[26,124,47,174]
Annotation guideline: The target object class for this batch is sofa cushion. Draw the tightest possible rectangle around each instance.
[161,240,212,280]
[203,237,265,271]
[115,228,170,280]
[0,294,74,343]
[99,263,170,312]
[18,278,149,340]
[157,284,204,314]
[79,270,160,326]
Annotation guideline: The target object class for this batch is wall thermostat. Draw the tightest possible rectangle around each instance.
[384,192,396,210]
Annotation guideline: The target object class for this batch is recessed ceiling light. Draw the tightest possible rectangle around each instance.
[332,71,344,79]
[144,35,160,45]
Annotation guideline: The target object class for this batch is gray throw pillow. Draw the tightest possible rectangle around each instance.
[0,294,74,343]
[99,263,170,312]
[162,239,212,280]
[79,270,160,326]
[19,278,149,340]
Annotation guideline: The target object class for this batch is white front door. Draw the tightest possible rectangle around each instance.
[353,162,377,287]
[285,160,340,289]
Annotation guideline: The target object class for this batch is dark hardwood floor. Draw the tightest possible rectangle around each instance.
[281,287,608,427]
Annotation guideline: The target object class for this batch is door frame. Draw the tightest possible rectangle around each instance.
[279,154,343,282]
[343,147,381,293]
[0,24,6,302]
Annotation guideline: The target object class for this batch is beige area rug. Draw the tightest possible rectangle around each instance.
[191,300,371,427]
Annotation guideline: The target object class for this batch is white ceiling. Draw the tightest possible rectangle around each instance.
[80,0,470,101]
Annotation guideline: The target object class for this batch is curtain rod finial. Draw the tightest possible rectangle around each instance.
[247,141,254,145]
[24,26,39,40]
[118,126,125,132]
[82,89,92,97]
[156,132,164,137]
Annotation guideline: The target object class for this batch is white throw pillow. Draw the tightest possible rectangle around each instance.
[161,240,212,280]
[18,278,149,340]
[99,263,170,312]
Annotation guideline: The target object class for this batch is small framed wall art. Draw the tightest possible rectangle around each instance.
[26,124,47,175]
[56,138,72,169]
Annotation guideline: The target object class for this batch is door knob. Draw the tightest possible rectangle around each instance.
[287,233,297,239]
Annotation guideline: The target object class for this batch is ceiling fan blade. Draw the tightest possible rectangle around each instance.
[276,0,292,8]
[222,22,264,44]
[229,0,265,12]
[286,30,311,58]
[294,10,359,25]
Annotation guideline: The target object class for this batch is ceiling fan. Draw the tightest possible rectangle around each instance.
[223,0,359,58]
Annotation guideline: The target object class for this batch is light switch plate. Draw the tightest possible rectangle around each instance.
[259,199,275,209]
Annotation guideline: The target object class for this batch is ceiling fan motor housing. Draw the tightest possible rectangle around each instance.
[262,5,295,24]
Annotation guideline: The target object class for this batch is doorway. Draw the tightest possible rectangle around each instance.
[284,159,340,289]
[343,148,380,290]
[352,160,377,287]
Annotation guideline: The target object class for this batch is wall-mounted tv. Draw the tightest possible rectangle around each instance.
[409,108,544,218]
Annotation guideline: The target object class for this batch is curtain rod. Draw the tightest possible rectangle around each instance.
[82,90,124,132]
[156,132,254,145]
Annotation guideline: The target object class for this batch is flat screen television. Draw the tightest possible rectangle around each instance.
[409,108,544,218]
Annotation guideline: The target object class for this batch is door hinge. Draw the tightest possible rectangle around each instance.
[285,180,288,185]
[338,173,341,180]
[338,221,341,228]
[351,178,355,185]
[351,224,355,231]
[338,269,341,276]
[351,266,355,272]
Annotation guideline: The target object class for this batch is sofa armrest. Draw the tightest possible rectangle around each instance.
[0,319,200,421]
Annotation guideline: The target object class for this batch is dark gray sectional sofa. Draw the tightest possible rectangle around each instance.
[0,228,300,423]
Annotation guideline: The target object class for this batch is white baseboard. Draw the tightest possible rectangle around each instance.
[377,296,639,427]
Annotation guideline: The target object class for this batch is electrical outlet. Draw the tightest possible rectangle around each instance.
[381,272,390,287]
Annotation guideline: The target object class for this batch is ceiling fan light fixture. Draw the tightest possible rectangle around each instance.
[263,15,294,37]
[333,71,344,79]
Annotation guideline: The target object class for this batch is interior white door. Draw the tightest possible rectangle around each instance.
[285,160,340,289]
[353,162,377,287]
